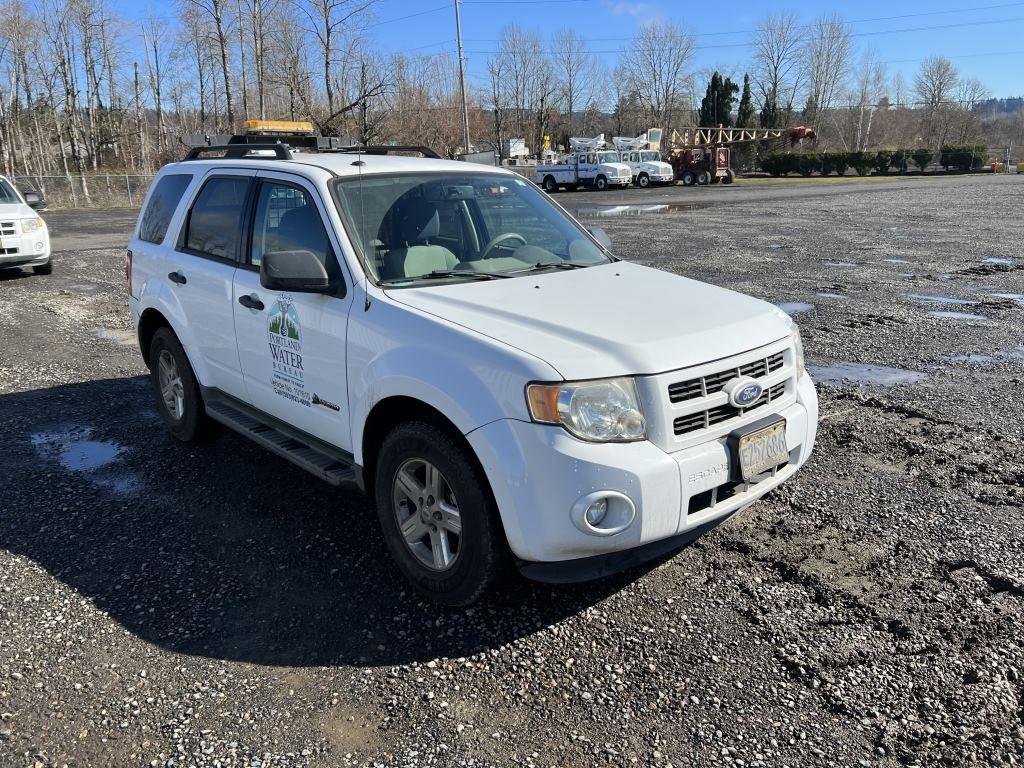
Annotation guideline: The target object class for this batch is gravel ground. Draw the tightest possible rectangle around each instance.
[1,174,1023,767]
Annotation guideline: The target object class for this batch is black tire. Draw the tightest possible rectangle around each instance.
[637,173,650,188]
[542,175,557,193]
[722,169,735,184]
[374,421,511,606]
[32,260,52,275]
[595,175,608,191]
[682,171,696,187]
[149,327,211,442]
[697,170,712,186]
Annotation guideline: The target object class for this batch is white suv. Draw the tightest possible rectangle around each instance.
[128,142,817,605]
[0,175,50,275]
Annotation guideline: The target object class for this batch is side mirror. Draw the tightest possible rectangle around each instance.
[23,190,44,209]
[588,226,612,250]
[260,250,331,293]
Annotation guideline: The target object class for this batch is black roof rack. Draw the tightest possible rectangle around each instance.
[179,133,442,160]
[184,142,292,161]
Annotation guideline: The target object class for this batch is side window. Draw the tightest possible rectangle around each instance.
[139,174,192,244]
[250,181,335,273]
[183,176,250,260]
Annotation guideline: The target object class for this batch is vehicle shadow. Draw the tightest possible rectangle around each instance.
[1,376,656,668]
[0,267,34,281]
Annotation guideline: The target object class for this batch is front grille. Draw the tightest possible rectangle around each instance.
[674,381,785,436]
[0,221,16,236]
[0,247,19,255]
[669,351,784,403]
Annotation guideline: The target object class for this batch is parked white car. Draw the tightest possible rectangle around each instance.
[128,142,817,605]
[618,149,675,187]
[0,175,51,274]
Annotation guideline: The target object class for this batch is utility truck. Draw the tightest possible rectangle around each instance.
[535,135,632,192]
[613,130,674,187]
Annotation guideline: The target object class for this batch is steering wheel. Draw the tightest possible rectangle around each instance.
[480,232,527,260]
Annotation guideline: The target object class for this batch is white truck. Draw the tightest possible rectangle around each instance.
[613,132,675,187]
[128,136,817,605]
[535,135,633,192]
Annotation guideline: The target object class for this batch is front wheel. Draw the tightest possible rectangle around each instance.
[682,171,696,187]
[32,260,53,275]
[149,327,211,442]
[542,175,557,193]
[374,422,511,606]
[637,173,650,188]
[697,170,712,185]
[595,175,608,191]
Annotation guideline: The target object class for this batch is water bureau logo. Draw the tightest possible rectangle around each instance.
[267,297,310,407]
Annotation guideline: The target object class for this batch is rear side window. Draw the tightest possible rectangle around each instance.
[183,176,250,260]
[139,174,192,244]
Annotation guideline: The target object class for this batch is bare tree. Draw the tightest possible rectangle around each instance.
[803,13,851,131]
[185,0,235,128]
[914,55,959,149]
[550,27,597,138]
[954,76,990,143]
[753,12,803,127]
[619,21,695,130]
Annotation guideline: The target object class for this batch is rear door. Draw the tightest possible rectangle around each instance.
[231,171,353,451]
[167,169,256,399]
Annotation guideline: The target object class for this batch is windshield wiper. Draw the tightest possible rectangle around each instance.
[379,269,509,285]
[508,261,589,275]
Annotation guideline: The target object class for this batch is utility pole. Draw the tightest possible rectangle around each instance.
[454,0,471,155]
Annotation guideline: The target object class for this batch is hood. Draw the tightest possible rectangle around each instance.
[598,162,632,175]
[0,203,36,219]
[641,161,674,173]
[386,261,792,380]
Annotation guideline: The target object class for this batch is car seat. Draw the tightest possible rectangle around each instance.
[382,198,458,279]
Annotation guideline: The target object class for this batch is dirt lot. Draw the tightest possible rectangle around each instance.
[1,175,1023,767]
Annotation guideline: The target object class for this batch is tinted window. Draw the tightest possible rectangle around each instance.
[250,182,337,277]
[184,177,250,259]
[139,174,192,244]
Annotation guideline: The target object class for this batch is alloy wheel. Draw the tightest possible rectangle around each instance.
[157,349,185,421]
[392,458,463,571]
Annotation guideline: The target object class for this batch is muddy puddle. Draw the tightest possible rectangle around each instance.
[882,258,912,264]
[95,327,136,346]
[989,292,1024,302]
[823,261,859,268]
[981,257,1015,266]
[927,310,989,321]
[808,362,928,387]
[776,301,814,315]
[815,292,848,299]
[944,348,1024,365]
[574,203,708,218]
[905,293,978,305]
[31,427,140,496]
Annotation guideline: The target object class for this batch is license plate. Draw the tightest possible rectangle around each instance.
[736,419,788,480]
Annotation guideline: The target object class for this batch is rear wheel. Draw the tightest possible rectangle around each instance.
[374,422,511,606]
[682,171,696,187]
[722,169,735,184]
[149,327,211,442]
[637,172,650,188]
[595,175,608,191]
[697,170,712,185]
[542,175,557,193]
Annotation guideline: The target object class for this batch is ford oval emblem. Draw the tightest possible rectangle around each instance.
[724,377,764,408]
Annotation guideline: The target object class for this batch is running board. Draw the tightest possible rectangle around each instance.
[204,393,358,487]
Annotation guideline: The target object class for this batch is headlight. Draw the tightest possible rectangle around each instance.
[792,326,806,378]
[21,218,44,233]
[527,377,647,442]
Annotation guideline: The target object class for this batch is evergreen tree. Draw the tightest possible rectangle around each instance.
[699,72,739,127]
[759,87,783,129]
[737,74,756,128]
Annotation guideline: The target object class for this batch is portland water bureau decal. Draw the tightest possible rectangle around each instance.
[267,296,310,407]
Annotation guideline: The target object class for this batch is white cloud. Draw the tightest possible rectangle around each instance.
[602,1,664,25]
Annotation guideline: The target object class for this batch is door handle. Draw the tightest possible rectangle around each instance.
[238,293,264,311]
[168,271,187,285]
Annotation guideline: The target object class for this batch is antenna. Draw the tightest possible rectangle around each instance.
[454,0,471,155]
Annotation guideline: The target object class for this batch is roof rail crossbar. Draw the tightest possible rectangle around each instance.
[184,142,292,161]
[338,145,441,159]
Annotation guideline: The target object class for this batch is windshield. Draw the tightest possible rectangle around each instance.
[0,179,21,204]
[333,172,612,284]
[641,151,661,162]
[597,152,619,164]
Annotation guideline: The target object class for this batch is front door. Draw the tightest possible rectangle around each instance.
[231,173,353,451]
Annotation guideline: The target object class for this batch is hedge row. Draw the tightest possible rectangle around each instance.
[761,145,990,177]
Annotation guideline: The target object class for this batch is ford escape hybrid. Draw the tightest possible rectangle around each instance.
[128,138,817,605]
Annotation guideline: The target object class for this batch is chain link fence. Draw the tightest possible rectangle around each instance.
[11,174,155,209]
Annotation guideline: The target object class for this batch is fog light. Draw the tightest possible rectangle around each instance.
[585,498,608,526]
[571,490,637,536]
[35,241,44,251]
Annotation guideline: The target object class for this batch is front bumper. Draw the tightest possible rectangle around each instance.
[0,231,50,267]
[468,373,818,571]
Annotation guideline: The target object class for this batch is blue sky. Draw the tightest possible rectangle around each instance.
[117,0,1024,99]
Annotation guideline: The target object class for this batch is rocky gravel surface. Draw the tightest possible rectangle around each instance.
[1,175,1022,767]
